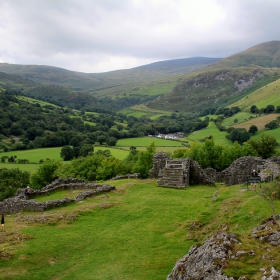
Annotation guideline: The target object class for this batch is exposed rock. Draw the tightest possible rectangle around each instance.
[167,232,240,280]
[252,215,280,246]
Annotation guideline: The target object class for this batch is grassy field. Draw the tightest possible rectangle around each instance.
[0,179,279,279]
[0,147,63,163]
[116,137,185,147]
[229,78,280,111]
[120,104,172,119]
[186,122,232,145]
[231,113,280,130]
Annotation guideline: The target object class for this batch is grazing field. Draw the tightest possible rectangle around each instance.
[94,146,129,159]
[231,113,280,130]
[229,78,280,111]
[186,122,232,145]
[1,179,279,279]
[116,137,185,147]
[222,112,257,127]
[120,104,172,119]
[0,147,63,162]
[0,163,40,173]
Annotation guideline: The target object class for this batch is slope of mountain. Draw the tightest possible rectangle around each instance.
[213,40,280,68]
[146,41,280,113]
[0,57,222,95]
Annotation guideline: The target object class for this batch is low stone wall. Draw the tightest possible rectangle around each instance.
[0,178,116,214]
[111,173,141,180]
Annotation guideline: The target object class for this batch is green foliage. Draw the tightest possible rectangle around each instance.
[60,145,74,161]
[79,144,93,157]
[265,120,278,130]
[227,128,251,144]
[254,180,280,221]
[132,142,156,178]
[57,152,121,181]
[248,125,258,135]
[0,168,30,201]
[172,139,257,171]
[248,134,278,158]
[30,159,61,189]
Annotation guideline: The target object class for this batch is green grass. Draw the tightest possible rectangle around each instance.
[186,122,232,145]
[0,163,40,173]
[1,180,279,279]
[116,137,185,147]
[0,147,63,162]
[94,146,129,160]
[229,78,280,111]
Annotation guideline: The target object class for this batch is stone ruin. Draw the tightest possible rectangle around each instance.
[149,152,215,188]
[149,152,280,188]
[0,177,116,214]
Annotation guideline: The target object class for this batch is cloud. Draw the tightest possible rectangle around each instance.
[0,0,279,72]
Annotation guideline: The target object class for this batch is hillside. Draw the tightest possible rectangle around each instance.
[228,78,280,111]
[146,41,280,113]
[0,179,279,279]
[0,57,221,95]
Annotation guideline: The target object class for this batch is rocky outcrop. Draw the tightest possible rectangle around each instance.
[167,232,240,280]
[252,215,280,246]
[167,215,280,280]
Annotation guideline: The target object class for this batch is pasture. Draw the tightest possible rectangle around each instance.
[186,122,231,145]
[231,113,280,130]
[1,179,279,279]
[116,137,185,147]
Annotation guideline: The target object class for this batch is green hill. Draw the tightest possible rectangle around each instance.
[0,179,279,279]
[146,41,280,113]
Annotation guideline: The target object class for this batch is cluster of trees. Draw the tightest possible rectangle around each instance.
[172,135,278,171]
[250,104,280,114]
[1,133,279,200]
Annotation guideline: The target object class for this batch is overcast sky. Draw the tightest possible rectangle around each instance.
[0,0,279,73]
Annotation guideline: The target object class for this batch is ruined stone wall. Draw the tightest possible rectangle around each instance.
[148,152,172,178]
[0,178,116,214]
[149,153,280,187]
[189,160,215,186]
[221,156,265,186]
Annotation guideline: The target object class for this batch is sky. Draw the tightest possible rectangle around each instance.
[0,0,280,73]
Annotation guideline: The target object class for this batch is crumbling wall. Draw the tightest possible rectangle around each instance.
[149,152,172,178]
[0,178,116,214]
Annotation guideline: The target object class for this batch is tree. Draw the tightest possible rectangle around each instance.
[79,144,93,157]
[248,125,258,135]
[250,105,258,114]
[248,134,278,159]
[30,160,61,189]
[0,168,30,201]
[133,142,156,178]
[60,145,75,161]
[265,120,278,130]
[97,135,107,145]
[106,137,118,146]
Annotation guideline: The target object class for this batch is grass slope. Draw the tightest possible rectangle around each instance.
[0,179,279,279]
[229,78,280,111]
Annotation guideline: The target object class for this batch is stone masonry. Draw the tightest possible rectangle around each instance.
[0,178,116,214]
[149,152,215,188]
[149,153,280,187]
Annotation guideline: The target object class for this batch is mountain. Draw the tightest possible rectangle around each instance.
[0,57,222,95]
[146,41,280,112]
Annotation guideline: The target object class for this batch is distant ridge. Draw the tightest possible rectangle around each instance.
[0,57,222,92]
[214,40,280,68]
